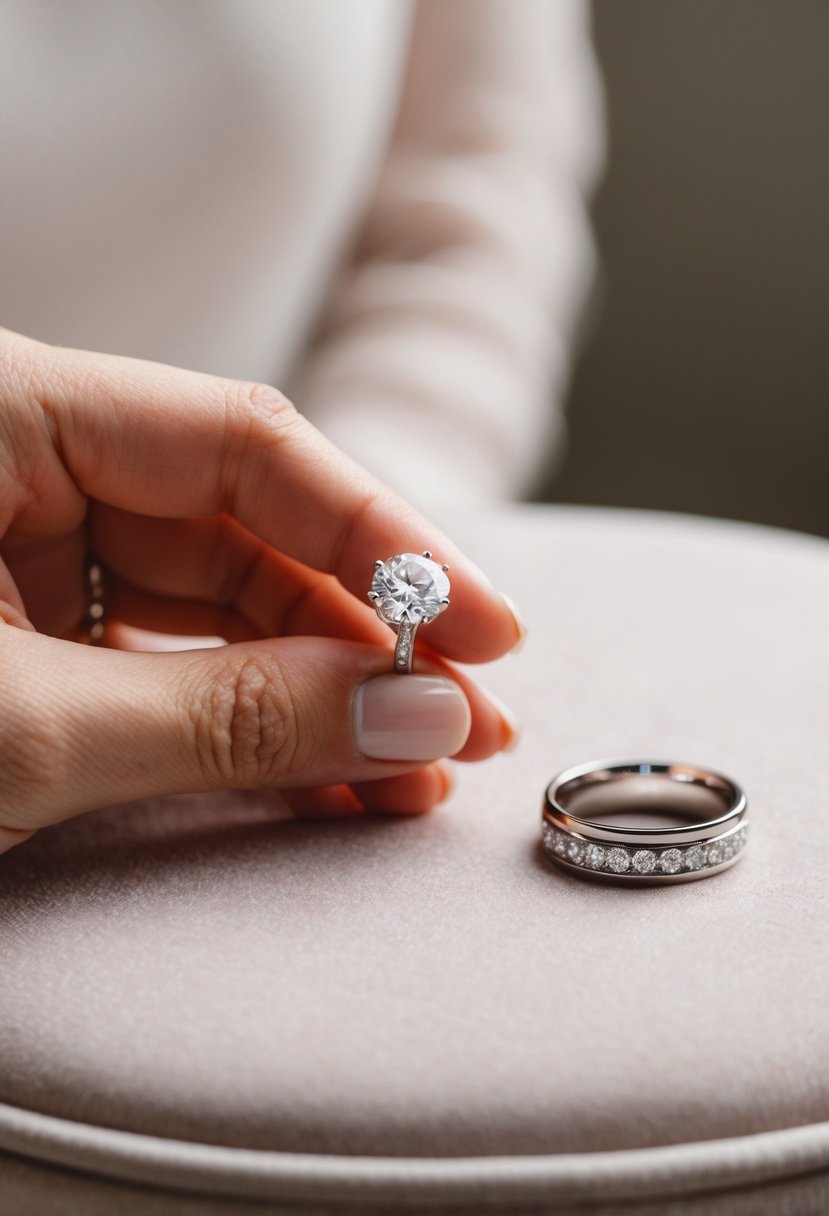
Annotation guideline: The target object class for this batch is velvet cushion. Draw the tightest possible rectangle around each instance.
[1,506,827,1213]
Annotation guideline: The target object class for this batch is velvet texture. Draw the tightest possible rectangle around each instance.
[1,506,827,1212]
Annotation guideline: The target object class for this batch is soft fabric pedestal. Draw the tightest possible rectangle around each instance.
[1,506,827,1214]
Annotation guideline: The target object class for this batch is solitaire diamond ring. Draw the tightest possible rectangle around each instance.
[542,760,748,885]
[368,552,450,673]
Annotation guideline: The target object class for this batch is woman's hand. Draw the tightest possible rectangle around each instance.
[0,328,523,853]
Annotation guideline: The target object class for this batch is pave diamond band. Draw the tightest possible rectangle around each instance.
[368,552,450,674]
[542,821,748,880]
[542,760,748,885]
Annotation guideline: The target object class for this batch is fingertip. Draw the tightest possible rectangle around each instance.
[499,592,528,654]
[421,577,529,664]
[286,785,365,819]
[480,685,522,753]
[352,762,451,815]
[411,652,520,763]
[436,760,455,803]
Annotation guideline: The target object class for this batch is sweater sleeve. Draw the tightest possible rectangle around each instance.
[288,0,604,510]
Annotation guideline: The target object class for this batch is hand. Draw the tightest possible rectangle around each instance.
[0,328,523,853]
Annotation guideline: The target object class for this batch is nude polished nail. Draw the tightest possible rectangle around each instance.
[353,675,472,761]
[500,592,528,653]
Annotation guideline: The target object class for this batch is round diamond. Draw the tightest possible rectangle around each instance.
[724,830,746,858]
[659,848,683,874]
[607,848,631,874]
[542,823,556,850]
[685,844,707,871]
[707,841,725,866]
[371,554,450,625]
[553,831,568,856]
[632,849,657,875]
[566,839,585,865]
[584,843,607,870]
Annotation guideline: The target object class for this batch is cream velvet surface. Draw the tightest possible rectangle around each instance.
[0,507,827,1212]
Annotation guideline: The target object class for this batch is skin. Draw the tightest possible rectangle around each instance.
[0,327,522,854]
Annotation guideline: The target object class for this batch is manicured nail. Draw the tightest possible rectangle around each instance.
[500,592,528,653]
[480,685,522,752]
[353,675,471,761]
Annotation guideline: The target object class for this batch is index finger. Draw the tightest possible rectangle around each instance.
[16,333,524,662]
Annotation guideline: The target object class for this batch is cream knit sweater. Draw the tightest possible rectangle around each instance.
[0,0,602,508]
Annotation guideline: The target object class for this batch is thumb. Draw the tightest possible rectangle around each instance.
[0,629,471,843]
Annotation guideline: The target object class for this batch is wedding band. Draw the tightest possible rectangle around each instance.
[542,759,748,884]
[368,552,450,674]
[82,555,107,645]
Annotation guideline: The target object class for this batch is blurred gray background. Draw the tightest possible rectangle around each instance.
[542,0,829,539]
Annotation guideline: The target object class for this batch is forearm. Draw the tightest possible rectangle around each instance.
[291,0,604,509]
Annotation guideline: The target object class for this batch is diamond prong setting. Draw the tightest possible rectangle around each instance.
[370,552,451,672]
[369,553,451,627]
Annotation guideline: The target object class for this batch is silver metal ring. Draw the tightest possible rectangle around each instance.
[368,552,450,674]
[542,759,748,884]
[82,555,107,645]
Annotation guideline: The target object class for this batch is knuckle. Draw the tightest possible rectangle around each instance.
[221,379,304,514]
[190,655,301,788]
[243,379,294,418]
[225,379,299,445]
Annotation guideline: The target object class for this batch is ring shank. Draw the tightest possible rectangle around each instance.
[393,621,419,674]
[556,762,734,809]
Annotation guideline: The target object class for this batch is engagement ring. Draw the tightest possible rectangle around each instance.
[368,552,450,674]
[542,759,748,885]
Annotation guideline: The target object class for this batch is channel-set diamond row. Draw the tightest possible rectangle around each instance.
[542,822,748,876]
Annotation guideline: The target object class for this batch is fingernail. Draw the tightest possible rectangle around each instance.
[353,675,471,761]
[500,592,528,653]
[480,685,522,752]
